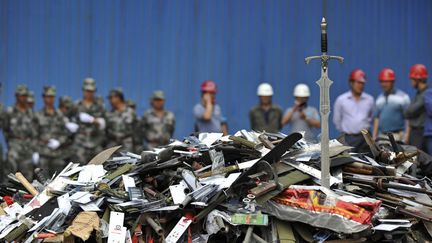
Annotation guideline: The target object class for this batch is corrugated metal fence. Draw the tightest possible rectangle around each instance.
[1,0,431,139]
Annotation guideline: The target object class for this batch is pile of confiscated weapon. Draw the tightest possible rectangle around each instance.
[1,129,432,243]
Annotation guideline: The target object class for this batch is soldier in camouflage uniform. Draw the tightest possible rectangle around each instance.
[59,96,77,121]
[3,85,38,180]
[58,96,79,164]
[74,78,106,164]
[0,83,5,183]
[126,99,137,110]
[34,86,70,177]
[126,98,142,153]
[105,88,138,152]
[27,91,35,111]
[141,91,175,149]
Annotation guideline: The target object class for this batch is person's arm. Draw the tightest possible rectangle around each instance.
[372,98,382,140]
[306,108,320,128]
[404,96,424,119]
[194,97,213,122]
[368,98,375,125]
[404,121,410,144]
[249,109,257,130]
[332,98,342,132]
[282,106,297,125]
[169,113,176,137]
[372,118,380,140]
[278,108,283,130]
[401,95,411,143]
[425,89,432,116]
[57,114,70,145]
[202,94,213,121]
[221,123,228,136]
[2,109,10,140]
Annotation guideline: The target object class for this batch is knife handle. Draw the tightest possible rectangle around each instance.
[320,18,328,53]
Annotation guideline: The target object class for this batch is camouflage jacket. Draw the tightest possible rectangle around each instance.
[34,108,69,157]
[3,106,37,146]
[74,98,106,149]
[105,106,137,150]
[141,109,175,148]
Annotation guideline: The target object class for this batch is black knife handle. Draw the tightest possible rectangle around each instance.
[320,18,328,53]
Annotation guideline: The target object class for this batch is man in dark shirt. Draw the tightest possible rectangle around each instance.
[405,64,428,150]
[249,83,282,133]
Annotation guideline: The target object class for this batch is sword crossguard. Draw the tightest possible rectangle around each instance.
[305,55,344,65]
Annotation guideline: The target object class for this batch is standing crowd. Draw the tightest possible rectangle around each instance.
[0,78,176,180]
[0,64,431,180]
[194,64,432,156]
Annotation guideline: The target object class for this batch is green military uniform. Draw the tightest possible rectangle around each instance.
[141,91,175,149]
[59,96,77,121]
[34,87,70,177]
[106,89,138,152]
[0,102,5,182]
[3,85,37,180]
[126,98,141,153]
[74,78,106,164]
[27,91,35,111]
[249,104,283,133]
[126,99,136,110]
[58,96,78,163]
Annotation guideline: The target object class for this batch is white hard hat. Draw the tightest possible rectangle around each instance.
[257,83,274,96]
[293,83,310,97]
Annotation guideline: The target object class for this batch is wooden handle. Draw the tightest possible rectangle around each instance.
[15,172,38,196]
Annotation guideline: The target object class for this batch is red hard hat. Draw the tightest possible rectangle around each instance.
[349,69,366,82]
[201,80,217,93]
[379,68,395,82]
[409,64,428,79]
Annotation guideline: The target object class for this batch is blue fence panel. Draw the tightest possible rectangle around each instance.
[1,0,431,140]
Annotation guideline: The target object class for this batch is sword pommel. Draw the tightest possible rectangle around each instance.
[320,17,328,54]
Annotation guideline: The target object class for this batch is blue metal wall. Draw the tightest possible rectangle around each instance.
[1,0,431,139]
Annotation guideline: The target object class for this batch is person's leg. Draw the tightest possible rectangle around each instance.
[410,127,426,150]
[426,136,432,155]
[344,134,364,153]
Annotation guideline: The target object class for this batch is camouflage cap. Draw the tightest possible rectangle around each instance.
[151,90,165,100]
[83,77,96,91]
[15,85,29,96]
[108,87,124,98]
[27,91,35,103]
[126,99,136,108]
[59,95,73,107]
[43,86,56,96]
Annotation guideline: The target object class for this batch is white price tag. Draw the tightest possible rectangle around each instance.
[165,216,192,243]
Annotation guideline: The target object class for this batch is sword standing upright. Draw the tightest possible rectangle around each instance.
[305,18,343,188]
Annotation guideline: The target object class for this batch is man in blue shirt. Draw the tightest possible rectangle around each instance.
[372,68,410,142]
[333,69,374,152]
[193,80,228,135]
[282,84,320,141]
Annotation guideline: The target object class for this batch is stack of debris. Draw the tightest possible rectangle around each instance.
[1,129,432,242]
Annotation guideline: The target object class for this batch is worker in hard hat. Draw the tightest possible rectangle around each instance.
[372,68,410,142]
[249,83,283,133]
[282,83,320,141]
[333,69,374,153]
[404,64,428,149]
[193,80,228,135]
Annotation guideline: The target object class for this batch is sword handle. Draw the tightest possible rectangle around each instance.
[320,18,327,53]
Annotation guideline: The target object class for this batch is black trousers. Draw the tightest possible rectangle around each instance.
[410,127,426,151]
[344,133,370,154]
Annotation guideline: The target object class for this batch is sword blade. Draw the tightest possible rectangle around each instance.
[316,69,333,188]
